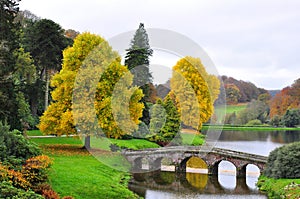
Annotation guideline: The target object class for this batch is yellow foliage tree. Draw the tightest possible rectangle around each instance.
[38,32,144,145]
[170,56,220,130]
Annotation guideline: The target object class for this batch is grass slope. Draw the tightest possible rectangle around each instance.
[29,136,142,199]
[257,175,300,199]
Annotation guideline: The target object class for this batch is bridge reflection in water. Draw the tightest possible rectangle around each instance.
[129,171,263,197]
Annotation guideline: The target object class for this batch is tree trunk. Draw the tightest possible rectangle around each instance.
[84,135,91,149]
[44,68,50,110]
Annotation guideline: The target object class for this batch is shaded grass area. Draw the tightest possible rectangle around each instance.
[29,138,140,199]
[257,175,300,199]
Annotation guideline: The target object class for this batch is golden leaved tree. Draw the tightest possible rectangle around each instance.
[38,32,144,147]
[170,56,220,131]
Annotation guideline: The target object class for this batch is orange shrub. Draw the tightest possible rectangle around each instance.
[22,155,52,187]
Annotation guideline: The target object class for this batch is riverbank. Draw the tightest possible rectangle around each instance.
[257,175,300,199]
[202,125,300,131]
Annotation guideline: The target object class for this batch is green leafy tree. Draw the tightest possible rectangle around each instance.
[23,19,72,110]
[0,0,35,130]
[148,93,181,146]
[236,99,269,125]
[270,115,282,127]
[125,23,153,126]
[264,142,300,179]
[282,109,300,127]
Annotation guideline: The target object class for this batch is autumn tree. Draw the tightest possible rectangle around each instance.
[170,56,220,130]
[124,23,153,126]
[270,87,296,118]
[225,83,241,105]
[39,33,143,148]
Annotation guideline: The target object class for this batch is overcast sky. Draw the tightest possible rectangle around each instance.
[19,0,300,90]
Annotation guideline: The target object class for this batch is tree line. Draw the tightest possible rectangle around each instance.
[223,78,300,127]
[1,1,76,131]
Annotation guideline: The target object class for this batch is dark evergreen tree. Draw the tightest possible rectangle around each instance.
[125,23,153,125]
[148,94,181,146]
[282,109,300,127]
[23,19,72,112]
[0,0,25,130]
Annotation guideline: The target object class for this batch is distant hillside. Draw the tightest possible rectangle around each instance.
[268,90,280,97]
[217,76,268,104]
[156,76,268,105]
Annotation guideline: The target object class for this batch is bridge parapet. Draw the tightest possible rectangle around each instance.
[122,146,268,176]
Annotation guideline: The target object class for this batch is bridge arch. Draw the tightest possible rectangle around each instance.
[179,156,208,173]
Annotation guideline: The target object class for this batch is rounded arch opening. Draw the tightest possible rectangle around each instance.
[246,164,260,189]
[160,157,175,171]
[186,156,208,173]
[218,160,236,190]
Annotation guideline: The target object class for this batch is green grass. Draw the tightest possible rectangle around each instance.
[257,175,300,199]
[181,133,205,145]
[214,103,247,115]
[91,137,160,150]
[29,137,140,199]
[30,137,82,145]
[27,129,43,136]
[27,130,206,198]
[46,149,138,199]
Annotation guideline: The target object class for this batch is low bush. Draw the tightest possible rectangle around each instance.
[246,119,262,126]
[0,181,43,199]
[22,155,52,188]
[264,142,300,179]
[0,122,41,167]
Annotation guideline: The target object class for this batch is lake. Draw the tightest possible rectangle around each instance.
[129,130,300,198]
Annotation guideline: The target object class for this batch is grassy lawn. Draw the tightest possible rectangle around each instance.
[27,129,206,198]
[224,103,248,114]
[214,103,247,115]
[29,137,140,199]
[181,133,205,145]
[257,175,300,199]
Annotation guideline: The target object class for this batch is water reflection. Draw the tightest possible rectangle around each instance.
[129,171,265,198]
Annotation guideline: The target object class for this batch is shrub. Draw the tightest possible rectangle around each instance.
[0,164,30,189]
[41,189,60,199]
[246,119,262,126]
[0,122,41,166]
[0,181,43,199]
[264,142,300,179]
[22,155,52,188]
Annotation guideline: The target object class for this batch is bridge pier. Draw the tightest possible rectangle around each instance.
[236,165,247,178]
[208,164,218,175]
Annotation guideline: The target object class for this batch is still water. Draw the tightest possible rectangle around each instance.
[129,130,300,199]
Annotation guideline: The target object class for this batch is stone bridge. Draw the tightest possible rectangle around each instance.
[122,146,268,177]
